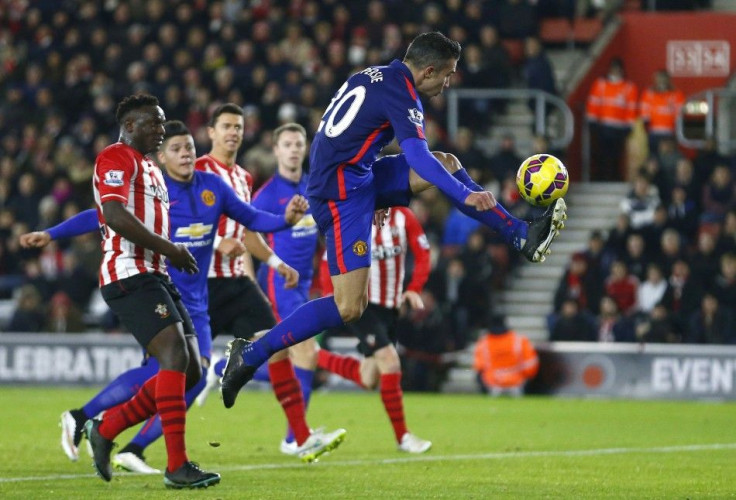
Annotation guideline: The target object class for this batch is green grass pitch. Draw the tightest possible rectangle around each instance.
[1,386,735,498]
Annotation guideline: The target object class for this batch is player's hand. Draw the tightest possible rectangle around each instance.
[168,243,198,274]
[373,208,390,228]
[285,195,309,225]
[19,231,51,248]
[217,237,246,258]
[277,262,299,289]
[464,191,497,211]
[400,290,425,310]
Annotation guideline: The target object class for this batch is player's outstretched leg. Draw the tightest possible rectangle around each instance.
[220,338,258,408]
[294,427,347,463]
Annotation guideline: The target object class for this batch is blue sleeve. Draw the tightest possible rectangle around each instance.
[218,178,290,233]
[47,209,98,240]
[400,138,472,204]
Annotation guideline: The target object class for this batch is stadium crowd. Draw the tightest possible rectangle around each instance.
[0,0,733,376]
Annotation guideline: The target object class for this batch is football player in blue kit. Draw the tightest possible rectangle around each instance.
[221,31,567,408]
[19,121,326,471]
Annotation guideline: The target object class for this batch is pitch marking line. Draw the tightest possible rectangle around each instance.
[2,442,736,483]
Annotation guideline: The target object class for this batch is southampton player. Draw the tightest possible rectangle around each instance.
[222,32,567,406]
[195,122,324,454]
[80,95,218,488]
[20,121,318,473]
[319,206,433,453]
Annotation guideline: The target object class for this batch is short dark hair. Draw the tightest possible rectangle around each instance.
[163,120,191,140]
[273,122,307,142]
[209,103,243,127]
[404,32,461,69]
[115,94,159,124]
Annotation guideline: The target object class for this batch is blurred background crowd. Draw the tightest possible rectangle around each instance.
[1,0,734,391]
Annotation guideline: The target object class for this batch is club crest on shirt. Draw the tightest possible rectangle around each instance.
[103,170,124,187]
[407,108,424,126]
[352,240,368,257]
[201,189,216,206]
[155,303,170,319]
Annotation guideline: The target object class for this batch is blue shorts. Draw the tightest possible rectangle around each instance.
[257,269,312,321]
[189,309,212,361]
[312,155,412,276]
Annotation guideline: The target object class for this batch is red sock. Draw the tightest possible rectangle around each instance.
[156,370,188,472]
[269,359,310,445]
[317,350,364,387]
[98,376,157,440]
[380,372,408,443]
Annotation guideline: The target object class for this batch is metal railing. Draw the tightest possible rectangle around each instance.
[675,88,736,153]
[445,88,575,151]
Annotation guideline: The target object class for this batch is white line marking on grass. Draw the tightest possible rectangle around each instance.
[3,442,736,483]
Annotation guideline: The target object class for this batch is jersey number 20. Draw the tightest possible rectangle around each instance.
[317,82,366,138]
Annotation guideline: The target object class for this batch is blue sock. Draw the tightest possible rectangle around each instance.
[129,366,207,451]
[252,362,271,382]
[451,169,527,249]
[243,297,343,367]
[285,366,315,443]
[82,359,159,419]
[213,357,226,378]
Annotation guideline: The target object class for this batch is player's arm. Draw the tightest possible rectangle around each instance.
[221,179,307,233]
[19,208,98,248]
[103,201,197,274]
[242,230,299,289]
[401,208,431,310]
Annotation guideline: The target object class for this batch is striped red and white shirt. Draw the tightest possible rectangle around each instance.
[321,207,431,309]
[93,142,170,286]
[195,154,253,278]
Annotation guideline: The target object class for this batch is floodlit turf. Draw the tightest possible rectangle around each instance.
[1,386,735,498]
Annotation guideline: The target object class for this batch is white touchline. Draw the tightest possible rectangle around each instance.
[3,443,736,483]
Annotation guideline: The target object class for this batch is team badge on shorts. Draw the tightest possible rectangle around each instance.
[155,303,170,319]
[201,189,216,206]
[352,240,368,256]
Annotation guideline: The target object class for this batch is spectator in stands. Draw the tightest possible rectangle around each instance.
[672,158,698,208]
[7,283,45,332]
[597,295,635,342]
[623,232,649,281]
[635,303,681,344]
[450,127,490,185]
[639,70,685,156]
[701,164,735,224]
[641,205,670,261]
[478,25,512,91]
[658,228,686,277]
[550,298,596,341]
[582,229,609,287]
[473,315,538,397]
[686,292,736,344]
[653,138,684,189]
[522,36,557,115]
[554,252,603,315]
[716,209,736,256]
[604,213,632,261]
[619,173,661,230]
[668,259,703,329]
[690,230,721,287]
[498,0,539,39]
[45,290,86,333]
[586,58,638,180]
[711,253,736,316]
[636,263,670,315]
[692,137,724,185]
[605,259,639,316]
[667,185,699,243]
[489,132,523,183]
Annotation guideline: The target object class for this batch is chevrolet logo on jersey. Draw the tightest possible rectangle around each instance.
[175,223,213,239]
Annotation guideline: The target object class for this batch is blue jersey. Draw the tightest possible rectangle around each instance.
[252,173,319,284]
[307,59,427,201]
[165,170,288,315]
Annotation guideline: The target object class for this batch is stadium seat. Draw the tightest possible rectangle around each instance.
[572,18,603,44]
[539,18,572,46]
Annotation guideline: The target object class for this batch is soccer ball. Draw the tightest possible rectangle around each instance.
[515,154,569,207]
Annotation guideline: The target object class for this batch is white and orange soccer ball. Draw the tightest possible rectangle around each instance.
[515,153,569,207]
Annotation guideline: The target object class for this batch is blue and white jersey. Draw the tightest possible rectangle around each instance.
[307,59,426,201]
[253,173,319,284]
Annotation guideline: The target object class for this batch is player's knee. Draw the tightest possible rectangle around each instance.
[337,301,367,323]
[375,347,401,373]
[431,151,462,174]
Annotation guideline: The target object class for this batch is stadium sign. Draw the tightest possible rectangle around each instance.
[530,343,736,400]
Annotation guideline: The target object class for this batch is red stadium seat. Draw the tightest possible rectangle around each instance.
[572,18,603,44]
[540,18,572,46]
